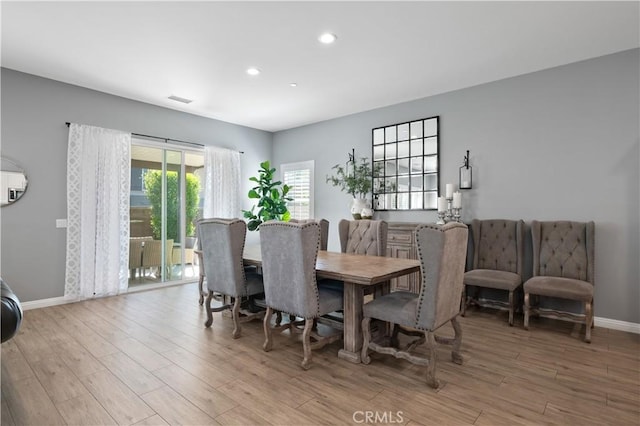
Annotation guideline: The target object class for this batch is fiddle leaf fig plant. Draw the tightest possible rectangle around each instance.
[242,161,292,231]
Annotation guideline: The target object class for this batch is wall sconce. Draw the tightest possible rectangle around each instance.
[459,150,472,190]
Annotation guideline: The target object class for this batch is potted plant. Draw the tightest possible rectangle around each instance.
[326,156,377,219]
[242,161,292,231]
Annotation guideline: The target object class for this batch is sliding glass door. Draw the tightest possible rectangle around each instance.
[129,139,204,286]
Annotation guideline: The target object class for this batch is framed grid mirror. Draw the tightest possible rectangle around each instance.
[372,116,439,211]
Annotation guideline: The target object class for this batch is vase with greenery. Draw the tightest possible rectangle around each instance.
[326,156,377,219]
[242,161,292,231]
[144,171,200,240]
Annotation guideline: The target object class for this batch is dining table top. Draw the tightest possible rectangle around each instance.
[243,244,421,286]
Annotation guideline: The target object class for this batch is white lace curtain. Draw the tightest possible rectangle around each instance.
[65,123,131,300]
[203,146,241,218]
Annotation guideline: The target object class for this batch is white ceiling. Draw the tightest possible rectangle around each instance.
[2,2,638,132]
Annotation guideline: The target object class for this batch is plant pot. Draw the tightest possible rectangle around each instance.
[350,198,368,220]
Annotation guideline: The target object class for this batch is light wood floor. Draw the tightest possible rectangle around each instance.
[2,283,638,426]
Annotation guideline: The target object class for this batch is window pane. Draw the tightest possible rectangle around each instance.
[424,156,437,173]
[410,156,422,174]
[282,160,314,220]
[410,174,423,191]
[397,141,409,158]
[398,123,409,141]
[410,121,423,139]
[410,192,423,210]
[373,128,384,145]
[397,176,409,192]
[373,145,384,161]
[397,158,409,175]
[425,118,438,137]
[385,143,396,159]
[411,139,423,156]
[425,137,437,155]
[385,126,397,143]
[397,193,409,209]
[425,192,437,209]
[424,174,438,191]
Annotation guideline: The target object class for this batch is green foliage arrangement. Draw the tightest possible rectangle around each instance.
[326,156,378,198]
[242,161,292,231]
[144,171,200,240]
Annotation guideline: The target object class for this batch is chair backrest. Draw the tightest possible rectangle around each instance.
[289,218,329,250]
[471,219,524,274]
[338,219,388,256]
[259,221,320,318]
[415,222,468,330]
[531,220,595,284]
[141,239,174,268]
[198,218,248,296]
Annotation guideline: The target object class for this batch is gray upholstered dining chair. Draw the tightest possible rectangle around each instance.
[259,221,343,370]
[462,219,524,326]
[289,218,329,250]
[339,219,388,256]
[318,219,388,296]
[361,222,468,388]
[198,218,264,338]
[524,220,595,342]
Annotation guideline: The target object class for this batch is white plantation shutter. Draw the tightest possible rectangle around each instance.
[281,160,314,220]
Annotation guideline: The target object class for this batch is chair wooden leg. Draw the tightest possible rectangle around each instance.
[524,292,530,330]
[451,316,463,365]
[204,291,214,327]
[390,323,400,348]
[460,286,466,317]
[198,274,205,305]
[361,317,372,365]
[508,290,514,326]
[585,300,593,343]
[301,318,313,370]
[231,297,242,339]
[425,331,440,389]
[263,307,274,351]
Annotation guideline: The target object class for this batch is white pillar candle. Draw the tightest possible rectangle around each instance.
[445,183,454,199]
[437,196,447,212]
[452,191,462,208]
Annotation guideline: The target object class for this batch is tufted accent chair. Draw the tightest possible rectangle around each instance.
[524,220,595,342]
[339,219,388,256]
[198,218,265,338]
[361,222,468,388]
[289,218,329,250]
[462,219,524,326]
[259,221,343,370]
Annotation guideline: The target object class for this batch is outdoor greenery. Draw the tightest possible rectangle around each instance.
[242,161,292,231]
[326,156,378,198]
[144,170,200,240]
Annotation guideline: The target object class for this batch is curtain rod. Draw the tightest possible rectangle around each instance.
[65,122,244,154]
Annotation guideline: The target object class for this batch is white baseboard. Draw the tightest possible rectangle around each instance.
[21,279,196,311]
[19,294,639,335]
[594,316,640,334]
[21,296,68,311]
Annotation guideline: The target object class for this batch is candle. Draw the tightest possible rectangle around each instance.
[452,191,462,208]
[445,183,454,199]
[437,196,447,212]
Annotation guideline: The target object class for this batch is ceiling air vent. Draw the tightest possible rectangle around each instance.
[168,95,193,104]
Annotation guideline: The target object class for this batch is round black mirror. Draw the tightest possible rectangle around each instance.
[1,157,28,206]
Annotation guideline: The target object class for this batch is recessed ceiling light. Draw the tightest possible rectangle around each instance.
[318,33,337,44]
[289,83,297,87]
[168,95,193,104]
[246,67,261,76]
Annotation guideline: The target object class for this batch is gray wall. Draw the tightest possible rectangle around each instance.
[273,48,640,324]
[1,68,272,302]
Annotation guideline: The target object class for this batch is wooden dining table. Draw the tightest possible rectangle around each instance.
[243,245,421,363]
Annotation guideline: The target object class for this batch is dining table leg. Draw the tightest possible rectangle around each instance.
[338,281,364,363]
